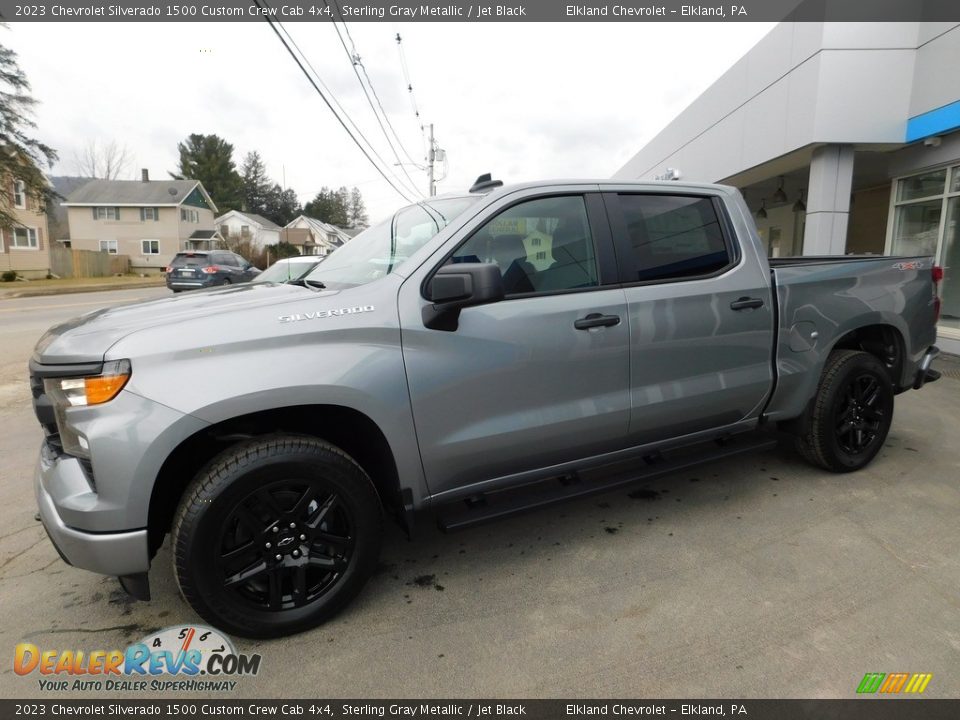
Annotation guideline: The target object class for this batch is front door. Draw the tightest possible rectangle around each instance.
[398,192,631,498]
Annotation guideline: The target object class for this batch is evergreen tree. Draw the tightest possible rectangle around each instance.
[171,133,242,212]
[0,36,57,229]
[304,187,350,226]
[348,187,369,228]
[263,184,301,226]
[240,150,272,215]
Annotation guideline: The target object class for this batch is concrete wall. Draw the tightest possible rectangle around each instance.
[910,24,960,118]
[615,23,960,185]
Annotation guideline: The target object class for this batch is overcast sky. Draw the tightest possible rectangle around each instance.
[6,21,774,221]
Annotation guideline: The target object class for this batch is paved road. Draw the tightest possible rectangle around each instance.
[0,288,958,698]
[0,287,170,408]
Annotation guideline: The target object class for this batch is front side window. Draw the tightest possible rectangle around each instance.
[142,239,159,255]
[11,227,38,248]
[99,239,118,254]
[451,195,599,295]
[616,194,730,282]
[13,180,26,209]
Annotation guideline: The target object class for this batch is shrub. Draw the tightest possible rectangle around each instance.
[2,270,17,282]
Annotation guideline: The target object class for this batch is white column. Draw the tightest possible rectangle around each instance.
[802,144,855,255]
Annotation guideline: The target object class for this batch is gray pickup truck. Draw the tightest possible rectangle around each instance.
[30,177,941,637]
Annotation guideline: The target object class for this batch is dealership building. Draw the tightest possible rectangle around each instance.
[615,22,960,354]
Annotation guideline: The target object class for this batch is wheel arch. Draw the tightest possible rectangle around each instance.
[827,322,906,389]
[147,404,405,556]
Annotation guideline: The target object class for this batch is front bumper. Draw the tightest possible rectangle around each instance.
[35,448,150,578]
[913,345,941,389]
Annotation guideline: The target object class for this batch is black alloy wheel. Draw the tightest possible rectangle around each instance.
[796,350,894,472]
[833,373,889,456]
[172,435,382,638]
[218,480,355,611]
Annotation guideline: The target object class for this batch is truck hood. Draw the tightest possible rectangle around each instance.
[33,283,337,364]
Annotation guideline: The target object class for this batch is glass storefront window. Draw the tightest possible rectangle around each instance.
[891,200,941,257]
[940,197,960,329]
[897,169,947,202]
[891,165,960,333]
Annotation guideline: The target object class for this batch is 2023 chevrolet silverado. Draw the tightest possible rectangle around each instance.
[30,178,941,637]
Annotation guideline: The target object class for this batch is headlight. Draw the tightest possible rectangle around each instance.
[43,359,131,458]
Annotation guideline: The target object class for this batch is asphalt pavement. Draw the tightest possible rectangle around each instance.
[0,287,958,699]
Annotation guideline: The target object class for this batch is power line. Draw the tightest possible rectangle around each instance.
[335,8,423,171]
[395,31,429,161]
[326,0,423,198]
[254,0,416,204]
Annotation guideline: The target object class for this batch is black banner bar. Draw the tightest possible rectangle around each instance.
[4,700,960,720]
[1,0,959,22]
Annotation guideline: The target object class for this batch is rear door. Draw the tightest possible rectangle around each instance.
[398,189,631,498]
[603,190,774,444]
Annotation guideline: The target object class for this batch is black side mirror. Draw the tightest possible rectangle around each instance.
[422,263,504,331]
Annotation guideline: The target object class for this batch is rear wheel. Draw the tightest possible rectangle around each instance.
[219,278,232,286]
[796,350,894,472]
[172,435,383,638]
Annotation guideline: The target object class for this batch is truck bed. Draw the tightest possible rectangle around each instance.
[763,253,937,423]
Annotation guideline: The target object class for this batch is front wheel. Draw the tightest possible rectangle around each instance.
[172,435,383,638]
[796,350,894,472]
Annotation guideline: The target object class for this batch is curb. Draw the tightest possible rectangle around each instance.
[0,281,166,299]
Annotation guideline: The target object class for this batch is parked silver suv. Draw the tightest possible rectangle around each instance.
[30,177,940,637]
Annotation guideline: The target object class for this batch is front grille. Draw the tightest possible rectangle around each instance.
[29,371,62,452]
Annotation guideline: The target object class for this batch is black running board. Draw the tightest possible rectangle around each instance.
[436,434,778,532]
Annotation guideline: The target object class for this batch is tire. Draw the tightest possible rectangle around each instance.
[219,278,231,286]
[172,435,383,638]
[795,350,894,473]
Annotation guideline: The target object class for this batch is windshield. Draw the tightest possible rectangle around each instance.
[254,259,322,284]
[304,196,480,289]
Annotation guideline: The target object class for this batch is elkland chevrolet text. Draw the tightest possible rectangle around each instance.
[30,177,941,637]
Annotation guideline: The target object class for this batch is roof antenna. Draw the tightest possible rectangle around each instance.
[469,173,503,193]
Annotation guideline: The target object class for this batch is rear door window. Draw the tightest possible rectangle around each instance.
[614,194,732,282]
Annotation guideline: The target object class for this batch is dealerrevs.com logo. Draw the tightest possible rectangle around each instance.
[14,625,262,692]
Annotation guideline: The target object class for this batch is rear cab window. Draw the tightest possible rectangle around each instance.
[610,194,734,283]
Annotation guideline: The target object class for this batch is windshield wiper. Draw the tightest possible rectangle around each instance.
[289,278,326,290]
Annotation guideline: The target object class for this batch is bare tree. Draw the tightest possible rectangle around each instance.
[72,139,133,179]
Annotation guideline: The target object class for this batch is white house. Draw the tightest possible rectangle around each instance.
[280,215,351,256]
[215,210,281,250]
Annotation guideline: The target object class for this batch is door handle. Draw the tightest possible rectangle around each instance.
[575,313,621,330]
[729,297,764,311]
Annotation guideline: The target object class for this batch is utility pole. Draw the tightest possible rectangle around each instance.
[427,123,436,197]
